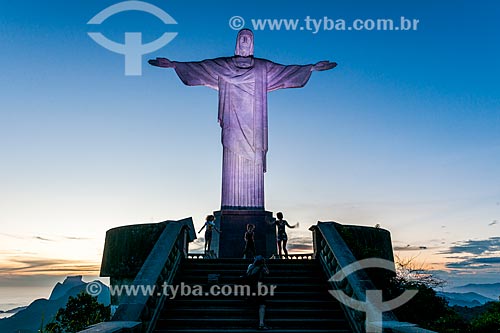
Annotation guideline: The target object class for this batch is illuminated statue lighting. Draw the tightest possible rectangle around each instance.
[149,29,336,210]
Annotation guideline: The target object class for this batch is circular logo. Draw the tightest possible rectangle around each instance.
[328,258,418,333]
[229,16,245,30]
[86,281,103,297]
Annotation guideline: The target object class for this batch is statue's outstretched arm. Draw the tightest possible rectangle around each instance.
[148,57,175,68]
[312,60,337,71]
[148,57,219,89]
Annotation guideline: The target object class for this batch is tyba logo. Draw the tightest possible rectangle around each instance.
[328,258,418,333]
[88,1,177,76]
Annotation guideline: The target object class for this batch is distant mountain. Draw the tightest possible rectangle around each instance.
[450,282,500,300]
[0,306,27,316]
[49,276,86,300]
[437,291,494,307]
[0,276,110,333]
[3,306,28,314]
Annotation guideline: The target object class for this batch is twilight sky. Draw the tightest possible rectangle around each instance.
[0,0,499,302]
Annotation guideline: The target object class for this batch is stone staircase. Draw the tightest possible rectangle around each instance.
[88,221,436,333]
[153,258,353,332]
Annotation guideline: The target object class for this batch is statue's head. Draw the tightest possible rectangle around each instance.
[235,29,254,57]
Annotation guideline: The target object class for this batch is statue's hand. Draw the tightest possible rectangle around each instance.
[148,57,175,68]
[313,61,337,71]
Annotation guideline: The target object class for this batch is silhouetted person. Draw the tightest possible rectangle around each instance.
[243,224,256,259]
[244,255,270,330]
[198,215,220,253]
[269,212,298,258]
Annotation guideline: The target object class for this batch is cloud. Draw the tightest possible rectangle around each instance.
[63,236,92,240]
[471,257,500,264]
[34,236,54,242]
[0,274,65,288]
[428,269,500,287]
[286,236,312,252]
[189,237,205,252]
[0,257,100,275]
[0,274,107,288]
[489,220,498,226]
[440,237,500,256]
[0,249,38,255]
[394,245,431,251]
[445,257,500,270]
[0,233,24,240]
[439,237,500,273]
[287,243,312,251]
[1,233,93,242]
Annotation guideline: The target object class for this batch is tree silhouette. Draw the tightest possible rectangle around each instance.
[44,291,110,332]
[470,301,500,333]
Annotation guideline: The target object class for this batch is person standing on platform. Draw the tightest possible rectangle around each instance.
[198,215,220,253]
[243,223,256,259]
[269,212,299,258]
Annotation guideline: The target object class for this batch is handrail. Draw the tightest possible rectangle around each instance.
[311,222,436,333]
[79,219,194,333]
[112,221,189,331]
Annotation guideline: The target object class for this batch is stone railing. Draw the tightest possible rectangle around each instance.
[79,220,194,333]
[187,252,314,260]
[272,253,314,260]
[311,222,436,333]
[187,252,205,259]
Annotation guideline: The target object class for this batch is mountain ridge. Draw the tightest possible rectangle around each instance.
[0,276,110,333]
[449,282,500,300]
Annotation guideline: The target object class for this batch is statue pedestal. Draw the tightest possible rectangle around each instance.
[212,210,277,258]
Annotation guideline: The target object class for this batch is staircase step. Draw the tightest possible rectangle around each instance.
[168,292,331,301]
[178,267,323,272]
[153,259,352,332]
[163,307,343,319]
[170,280,329,286]
[166,298,341,309]
[155,326,352,333]
[176,276,326,284]
[156,317,350,329]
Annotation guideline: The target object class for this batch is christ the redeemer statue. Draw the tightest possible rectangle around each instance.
[149,29,336,210]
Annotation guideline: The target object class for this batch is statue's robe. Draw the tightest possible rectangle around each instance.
[173,57,313,209]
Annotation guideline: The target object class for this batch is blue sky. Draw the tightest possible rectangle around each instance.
[0,0,499,305]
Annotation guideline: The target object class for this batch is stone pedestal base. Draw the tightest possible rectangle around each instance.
[212,210,277,258]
